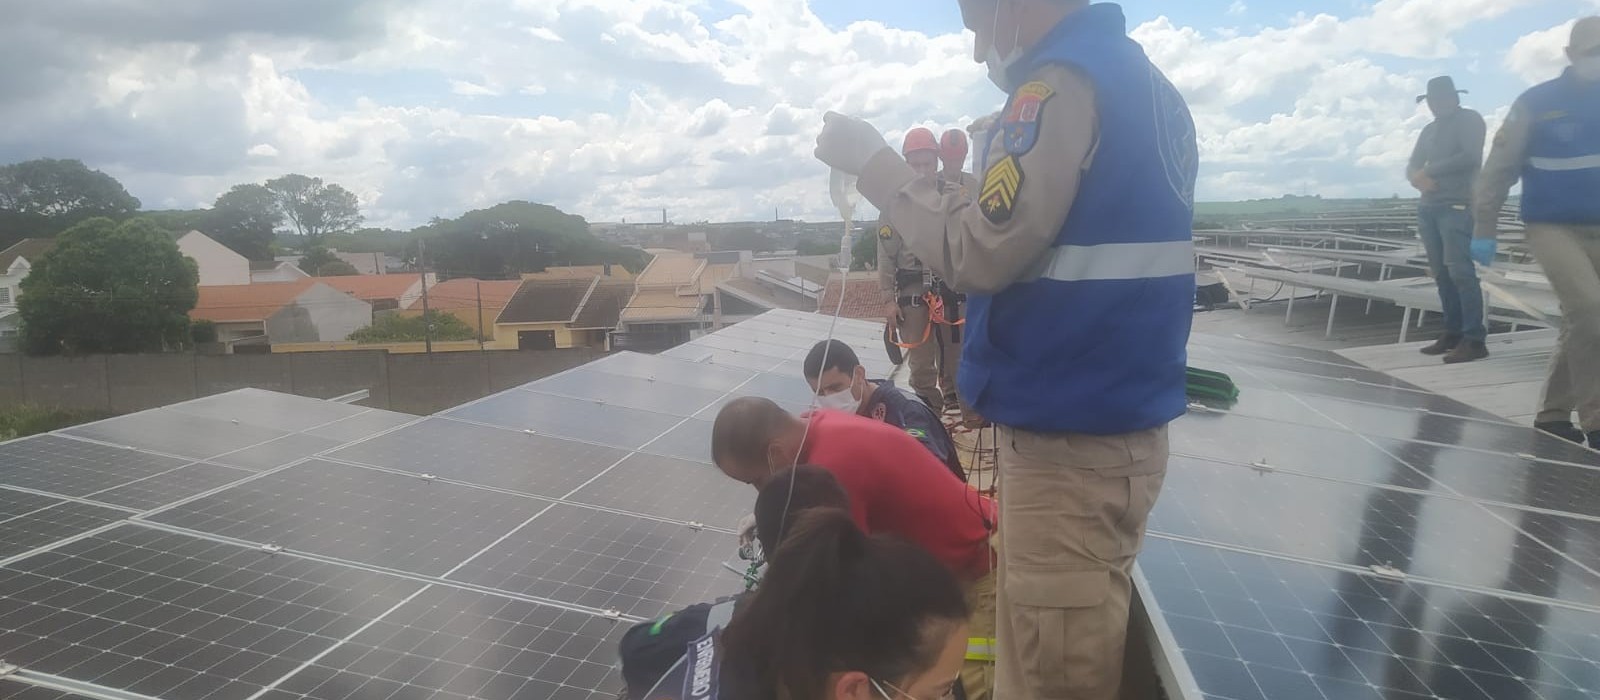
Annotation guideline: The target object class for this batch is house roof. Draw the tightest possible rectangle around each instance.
[318,275,420,302]
[636,253,705,288]
[572,279,635,330]
[0,238,57,272]
[817,272,886,321]
[697,263,740,294]
[248,260,282,272]
[620,288,702,323]
[717,277,815,312]
[522,265,635,281]
[190,279,319,323]
[496,277,601,325]
[410,278,523,312]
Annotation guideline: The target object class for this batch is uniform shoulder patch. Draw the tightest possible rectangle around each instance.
[980,155,1025,225]
[905,428,928,439]
[878,224,894,240]
[1002,81,1055,156]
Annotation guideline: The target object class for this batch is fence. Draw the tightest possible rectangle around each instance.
[0,348,603,416]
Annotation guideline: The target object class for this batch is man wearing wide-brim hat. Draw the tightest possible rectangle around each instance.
[1408,75,1489,363]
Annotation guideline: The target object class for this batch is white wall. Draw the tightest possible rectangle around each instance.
[251,263,310,284]
[0,259,30,310]
[266,283,373,342]
[177,231,251,287]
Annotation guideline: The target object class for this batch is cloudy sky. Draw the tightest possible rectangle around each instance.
[1,0,1596,228]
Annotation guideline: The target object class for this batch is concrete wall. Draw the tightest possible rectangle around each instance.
[273,340,482,354]
[267,284,373,343]
[0,348,600,415]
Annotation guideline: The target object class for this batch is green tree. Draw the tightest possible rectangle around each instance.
[314,259,361,277]
[412,201,648,280]
[349,311,475,343]
[264,174,362,241]
[18,218,198,355]
[209,183,283,260]
[0,159,141,250]
[795,238,836,256]
[850,230,876,272]
[298,245,339,275]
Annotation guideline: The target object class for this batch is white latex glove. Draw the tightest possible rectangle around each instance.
[736,513,760,561]
[815,111,890,176]
[967,112,1001,138]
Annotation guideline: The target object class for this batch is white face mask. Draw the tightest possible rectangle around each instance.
[816,383,861,414]
[984,0,1023,91]
[1574,55,1600,81]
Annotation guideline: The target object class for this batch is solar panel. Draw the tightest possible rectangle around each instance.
[444,391,685,450]
[0,497,128,561]
[0,525,426,700]
[147,459,549,576]
[0,680,95,700]
[528,369,729,417]
[638,419,714,465]
[302,410,418,443]
[1141,537,1600,700]
[567,452,754,527]
[447,503,741,619]
[266,587,625,700]
[0,435,191,497]
[88,463,254,512]
[64,411,290,461]
[165,389,372,434]
[327,417,629,497]
[585,352,755,393]
[210,433,345,472]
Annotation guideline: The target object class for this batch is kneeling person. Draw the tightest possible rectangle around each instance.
[804,339,966,482]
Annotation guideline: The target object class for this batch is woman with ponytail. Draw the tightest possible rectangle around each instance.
[719,507,970,700]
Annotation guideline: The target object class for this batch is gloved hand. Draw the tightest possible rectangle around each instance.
[1470,238,1498,267]
[736,513,761,561]
[815,112,889,176]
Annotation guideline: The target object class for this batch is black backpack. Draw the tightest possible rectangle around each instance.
[619,596,742,698]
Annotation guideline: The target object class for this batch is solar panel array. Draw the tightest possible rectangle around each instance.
[6,309,1595,700]
[0,310,887,700]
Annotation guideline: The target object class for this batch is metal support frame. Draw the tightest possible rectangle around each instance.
[1399,307,1412,343]
[1285,287,1297,324]
[1325,294,1341,339]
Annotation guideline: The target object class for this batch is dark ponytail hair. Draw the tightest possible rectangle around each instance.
[722,508,970,700]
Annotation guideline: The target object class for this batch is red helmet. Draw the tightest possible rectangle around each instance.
[901,127,940,156]
[940,129,969,167]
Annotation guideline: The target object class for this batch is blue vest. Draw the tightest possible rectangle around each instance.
[1520,69,1600,225]
[962,3,1197,435]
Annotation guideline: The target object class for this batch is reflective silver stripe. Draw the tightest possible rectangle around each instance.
[1529,154,1600,172]
[1038,240,1195,282]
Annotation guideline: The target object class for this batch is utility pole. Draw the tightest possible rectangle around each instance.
[419,239,433,355]
[475,280,485,351]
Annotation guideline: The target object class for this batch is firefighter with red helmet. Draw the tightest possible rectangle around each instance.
[878,127,951,413]
[935,129,980,424]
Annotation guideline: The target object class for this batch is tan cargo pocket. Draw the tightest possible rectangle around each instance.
[1006,565,1109,698]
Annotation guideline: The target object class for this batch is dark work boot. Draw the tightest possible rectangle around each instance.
[1590,431,1600,450]
[1419,334,1461,356]
[1535,420,1587,444]
[1443,340,1489,364]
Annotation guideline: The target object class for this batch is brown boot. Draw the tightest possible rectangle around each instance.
[1419,334,1460,356]
[1443,340,1489,364]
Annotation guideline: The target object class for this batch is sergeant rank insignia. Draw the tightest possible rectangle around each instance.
[981,155,1024,224]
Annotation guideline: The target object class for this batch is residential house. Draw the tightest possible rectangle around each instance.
[250,260,310,284]
[334,250,402,276]
[190,279,373,350]
[319,274,435,312]
[174,230,251,286]
[615,250,747,351]
[398,278,524,339]
[818,270,888,321]
[0,238,56,350]
[489,274,634,351]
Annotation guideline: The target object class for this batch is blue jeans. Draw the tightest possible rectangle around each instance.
[1418,203,1486,341]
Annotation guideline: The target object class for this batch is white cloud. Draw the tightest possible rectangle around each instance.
[0,0,1565,226]
[1227,1,1247,17]
[1507,20,1574,84]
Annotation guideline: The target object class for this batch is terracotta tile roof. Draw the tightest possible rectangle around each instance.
[573,279,635,330]
[410,278,523,312]
[818,272,886,321]
[0,238,57,271]
[190,279,318,323]
[496,278,599,325]
[318,275,420,302]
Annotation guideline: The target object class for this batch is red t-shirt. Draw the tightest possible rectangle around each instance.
[800,410,995,580]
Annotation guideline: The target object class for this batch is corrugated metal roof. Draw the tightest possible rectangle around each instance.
[496,277,598,325]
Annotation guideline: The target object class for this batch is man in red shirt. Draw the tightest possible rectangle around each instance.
[711,396,998,699]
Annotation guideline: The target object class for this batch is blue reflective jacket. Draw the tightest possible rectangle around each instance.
[962,3,1197,434]
[1520,69,1600,225]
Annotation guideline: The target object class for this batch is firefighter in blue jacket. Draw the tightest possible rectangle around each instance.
[816,1,1197,698]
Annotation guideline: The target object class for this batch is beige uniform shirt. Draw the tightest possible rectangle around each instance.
[1473,97,1535,240]
[876,214,926,299]
[859,65,1100,296]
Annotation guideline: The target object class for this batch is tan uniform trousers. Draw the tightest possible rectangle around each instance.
[899,302,945,413]
[993,425,1168,700]
[963,569,998,700]
[1526,224,1600,433]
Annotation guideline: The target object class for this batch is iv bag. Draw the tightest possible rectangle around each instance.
[829,168,859,223]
